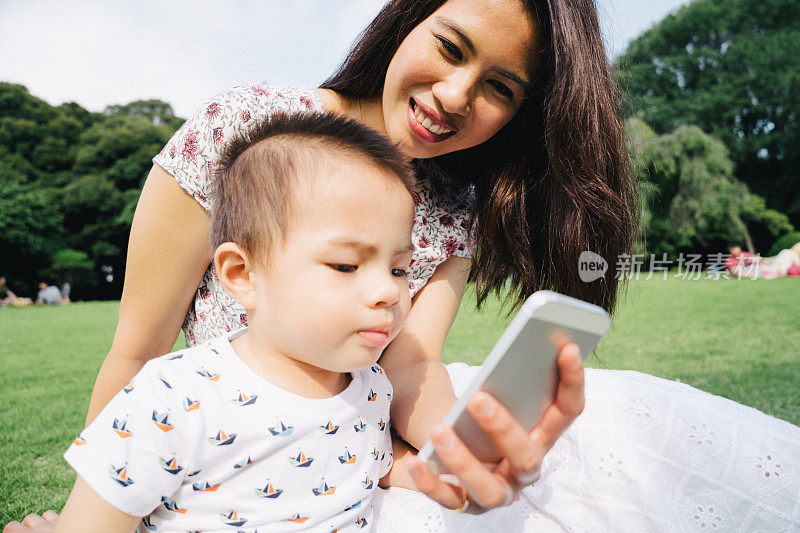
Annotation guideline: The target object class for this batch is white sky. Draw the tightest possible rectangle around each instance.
[0,0,690,119]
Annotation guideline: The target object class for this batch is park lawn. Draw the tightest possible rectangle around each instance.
[2,276,799,522]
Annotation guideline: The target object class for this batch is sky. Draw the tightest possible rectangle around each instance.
[0,0,691,119]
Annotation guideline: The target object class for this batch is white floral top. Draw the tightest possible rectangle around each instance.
[154,85,474,346]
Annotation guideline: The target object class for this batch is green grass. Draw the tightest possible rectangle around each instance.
[2,276,798,523]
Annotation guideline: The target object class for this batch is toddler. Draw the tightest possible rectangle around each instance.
[55,113,417,532]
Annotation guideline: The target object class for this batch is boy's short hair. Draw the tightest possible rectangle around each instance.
[210,113,414,265]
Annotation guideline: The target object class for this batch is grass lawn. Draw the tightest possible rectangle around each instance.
[2,276,798,523]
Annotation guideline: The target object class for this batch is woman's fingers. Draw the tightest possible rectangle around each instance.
[465,390,545,478]
[425,425,512,508]
[405,456,468,509]
[529,342,585,449]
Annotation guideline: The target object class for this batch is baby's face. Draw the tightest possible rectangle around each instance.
[249,157,415,372]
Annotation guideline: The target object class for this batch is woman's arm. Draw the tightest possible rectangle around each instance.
[85,164,212,423]
[379,255,471,449]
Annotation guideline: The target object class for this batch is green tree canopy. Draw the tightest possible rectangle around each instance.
[617,0,800,224]
[629,120,792,256]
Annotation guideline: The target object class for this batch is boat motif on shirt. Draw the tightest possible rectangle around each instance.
[192,480,221,491]
[377,418,386,431]
[269,419,294,437]
[109,463,134,487]
[159,456,183,475]
[287,513,309,524]
[123,380,134,394]
[112,418,132,438]
[320,420,339,434]
[73,435,86,446]
[356,517,369,528]
[161,497,187,514]
[370,365,383,374]
[361,474,373,490]
[354,418,366,433]
[196,367,220,381]
[338,448,357,465]
[220,510,247,527]
[345,500,362,511]
[233,456,253,469]
[183,397,200,412]
[367,389,377,402]
[141,516,157,531]
[157,372,172,389]
[255,479,283,499]
[370,447,379,460]
[289,450,314,467]
[312,478,337,496]
[231,391,258,406]
[208,428,236,446]
[152,411,174,432]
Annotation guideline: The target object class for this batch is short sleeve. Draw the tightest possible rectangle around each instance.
[64,362,191,517]
[369,366,395,479]
[153,85,323,211]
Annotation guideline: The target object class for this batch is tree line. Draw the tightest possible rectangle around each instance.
[2,0,799,299]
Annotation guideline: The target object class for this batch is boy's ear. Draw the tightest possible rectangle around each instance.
[214,242,258,309]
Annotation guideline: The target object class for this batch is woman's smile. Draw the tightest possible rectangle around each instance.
[407,98,458,143]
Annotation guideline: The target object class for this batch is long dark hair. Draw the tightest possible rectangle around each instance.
[322,0,637,314]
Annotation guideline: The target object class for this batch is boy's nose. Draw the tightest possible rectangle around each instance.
[368,276,402,309]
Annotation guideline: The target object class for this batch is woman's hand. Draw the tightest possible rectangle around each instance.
[3,511,59,533]
[405,342,584,512]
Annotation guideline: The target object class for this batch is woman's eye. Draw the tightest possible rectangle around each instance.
[391,268,408,277]
[331,264,357,273]
[488,79,514,100]
[436,36,463,61]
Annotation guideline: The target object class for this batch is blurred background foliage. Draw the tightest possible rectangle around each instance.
[1,0,798,299]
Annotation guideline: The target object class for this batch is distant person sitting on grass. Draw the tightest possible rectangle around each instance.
[35,282,63,305]
[0,275,19,306]
[726,244,800,279]
[48,114,418,532]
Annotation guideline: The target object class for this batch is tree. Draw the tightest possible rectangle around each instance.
[630,121,792,256]
[617,0,800,224]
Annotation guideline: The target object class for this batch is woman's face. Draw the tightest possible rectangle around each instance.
[382,0,539,159]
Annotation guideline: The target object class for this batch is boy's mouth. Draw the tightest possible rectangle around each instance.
[357,324,392,347]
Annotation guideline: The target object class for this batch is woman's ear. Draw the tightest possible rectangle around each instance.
[214,242,258,309]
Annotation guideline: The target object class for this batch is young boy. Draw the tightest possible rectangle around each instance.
[56,113,417,532]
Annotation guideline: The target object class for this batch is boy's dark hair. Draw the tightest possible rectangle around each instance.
[210,112,413,265]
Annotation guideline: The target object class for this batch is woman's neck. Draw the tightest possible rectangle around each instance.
[315,89,388,139]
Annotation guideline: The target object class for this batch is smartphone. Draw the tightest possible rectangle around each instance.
[417,290,611,474]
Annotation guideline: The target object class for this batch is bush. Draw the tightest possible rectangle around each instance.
[768,231,800,256]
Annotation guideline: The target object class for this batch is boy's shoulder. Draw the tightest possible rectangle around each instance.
[138,334,235,393]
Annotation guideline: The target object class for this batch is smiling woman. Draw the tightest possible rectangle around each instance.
[4,0,800,532]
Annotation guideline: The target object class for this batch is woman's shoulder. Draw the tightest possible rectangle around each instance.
[153,84,324,209]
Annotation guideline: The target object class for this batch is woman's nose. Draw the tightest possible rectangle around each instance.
[432,70,475,117]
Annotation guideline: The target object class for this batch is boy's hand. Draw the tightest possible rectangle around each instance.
[3,511,58,533]
[405,342,584,512]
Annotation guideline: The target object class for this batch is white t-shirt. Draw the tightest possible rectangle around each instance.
[64,329,393,532]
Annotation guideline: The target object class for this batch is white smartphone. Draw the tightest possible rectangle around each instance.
[417,290,611,474]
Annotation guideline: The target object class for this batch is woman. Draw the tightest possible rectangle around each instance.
[8,0,799,531]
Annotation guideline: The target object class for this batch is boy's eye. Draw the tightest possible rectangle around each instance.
[436,36,463,61]
[391,268,408,277]
[488,79,514,100]
[330,264,357,273]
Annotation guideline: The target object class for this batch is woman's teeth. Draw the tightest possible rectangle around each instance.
[413,103,452,135]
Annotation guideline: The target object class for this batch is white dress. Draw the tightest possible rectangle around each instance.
[154,85,800,532]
